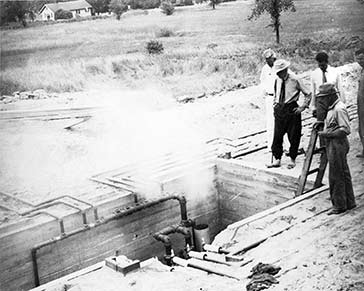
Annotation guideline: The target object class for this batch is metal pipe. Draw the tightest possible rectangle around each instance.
[153,224,193,252]
[31,195,187,286]
[153,233,173,265]
[172,257,240,280]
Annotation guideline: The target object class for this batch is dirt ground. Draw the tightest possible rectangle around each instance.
[1,63,364,290]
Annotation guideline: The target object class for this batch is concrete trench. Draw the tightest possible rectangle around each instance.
[0,154,307,291]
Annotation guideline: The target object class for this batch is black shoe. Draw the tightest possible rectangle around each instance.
[347,204,357,210]
[327,209,346,215]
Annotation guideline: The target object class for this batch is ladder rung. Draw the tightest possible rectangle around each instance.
[307,168,319,175]
[313,147,325,154]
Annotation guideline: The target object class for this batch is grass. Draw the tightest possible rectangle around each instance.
[1,0,364,96]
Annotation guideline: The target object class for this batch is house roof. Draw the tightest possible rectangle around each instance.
[40,0,92,14]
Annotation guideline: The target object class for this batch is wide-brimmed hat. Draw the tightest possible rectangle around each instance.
[273,59,290,73]
[316,83,338,98]
[262,48,276,59]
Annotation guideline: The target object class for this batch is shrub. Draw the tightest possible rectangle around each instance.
[146,40,164,54]
[55,9,73,20]
[160,1,175,15]
[129,0,161,9]
[173,0,194,6]
[156,27,174,37]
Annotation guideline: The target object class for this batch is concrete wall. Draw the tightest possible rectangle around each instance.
[0,159,304,290]
[216,158,299,229]
[0,166,219,290]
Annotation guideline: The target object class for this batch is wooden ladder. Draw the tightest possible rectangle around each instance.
[295,123,328,197]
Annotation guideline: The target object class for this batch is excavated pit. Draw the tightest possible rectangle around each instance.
[0,151,308,290]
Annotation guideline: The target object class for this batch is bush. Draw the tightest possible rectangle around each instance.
[146,40,164,54]
[156,27,174,37]
[173,0,194,6]
[55,9,73,20]
[129,0,161,9]
[160,1,175,15]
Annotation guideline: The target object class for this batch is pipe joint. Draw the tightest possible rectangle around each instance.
[153,233,171,246]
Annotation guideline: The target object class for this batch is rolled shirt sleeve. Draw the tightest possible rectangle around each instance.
[297,77,312,108]
[335,106,351,135]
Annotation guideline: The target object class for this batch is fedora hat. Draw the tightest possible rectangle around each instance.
[316,83,338,98]
[273,59,290,73]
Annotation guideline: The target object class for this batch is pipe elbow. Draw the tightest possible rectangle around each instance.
[153,233,171,246]
[175,225,191,237]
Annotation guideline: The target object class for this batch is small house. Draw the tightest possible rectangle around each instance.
[39,0,93,21]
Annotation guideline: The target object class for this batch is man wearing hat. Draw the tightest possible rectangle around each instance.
[260,48,277,148]
[355,48,364,158]
[316,83,356,215]
[267,59,311,169]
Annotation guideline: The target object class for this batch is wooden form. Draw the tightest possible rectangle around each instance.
[216,158,307,229]
[0,171,220,290]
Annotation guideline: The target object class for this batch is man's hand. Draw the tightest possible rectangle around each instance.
[312,109,317,118]
[293,106,306,114]
[313,121,324,130]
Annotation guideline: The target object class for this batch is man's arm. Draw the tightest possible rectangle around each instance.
[294,77,312,114]
[310,71,317,111]
[272,78,278,106]
[319,106,351,138]
[260,66,267,95]
[336,70,346,103]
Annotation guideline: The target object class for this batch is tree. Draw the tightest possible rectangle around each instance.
[0,1,33,27]
[160,1,175,15]
[109,0,128,20]
[88,0,111,14]
[210,0,220,9]
[55,9,73,20]
[248,0,296,44]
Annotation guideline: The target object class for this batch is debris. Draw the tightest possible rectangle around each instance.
[246,274,279,291]
[246,262,281,291]
[247,262,281,278]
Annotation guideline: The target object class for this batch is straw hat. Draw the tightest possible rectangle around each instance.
[273,59,290,73]
[262,48,276,59]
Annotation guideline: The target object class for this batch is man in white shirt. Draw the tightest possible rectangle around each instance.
[260,48,277,149]
[310,52,345,120]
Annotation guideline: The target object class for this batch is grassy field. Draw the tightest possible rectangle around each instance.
[1,0,364,96]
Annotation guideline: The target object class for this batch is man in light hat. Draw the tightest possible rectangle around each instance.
[355,48,364,158]
[267,59,311,169]
[316,83,356,215]
[260,48,277,148]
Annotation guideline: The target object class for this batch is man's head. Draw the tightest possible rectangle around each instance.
[355,48,364,68]
[316,83,338,110]
[273,59,290,79]
[315,52,329,72]
[262,48,276,67]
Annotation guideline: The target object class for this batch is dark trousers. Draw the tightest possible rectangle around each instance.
[326,137,356,211]
[271,102,301,160]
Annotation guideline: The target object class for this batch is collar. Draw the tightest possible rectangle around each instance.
[328,98,340,110]
[280,73,289,82]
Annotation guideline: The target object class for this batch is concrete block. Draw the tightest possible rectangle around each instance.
[105,255,140,275]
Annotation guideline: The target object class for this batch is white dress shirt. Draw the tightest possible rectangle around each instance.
[260,64,276,95]
[310,65,345,110]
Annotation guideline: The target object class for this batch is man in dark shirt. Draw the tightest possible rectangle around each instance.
[317,83,356,215]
